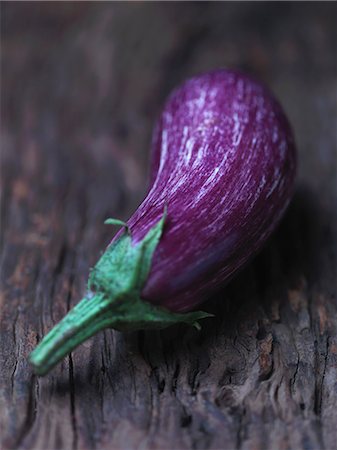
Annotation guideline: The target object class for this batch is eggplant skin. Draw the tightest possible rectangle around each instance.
[124,69,297,313]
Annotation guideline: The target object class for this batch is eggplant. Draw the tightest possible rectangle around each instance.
[30,69,296,375]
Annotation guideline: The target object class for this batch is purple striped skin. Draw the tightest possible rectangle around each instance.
[118,70,296,313]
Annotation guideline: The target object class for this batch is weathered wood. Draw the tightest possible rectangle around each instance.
[1,3,336,450]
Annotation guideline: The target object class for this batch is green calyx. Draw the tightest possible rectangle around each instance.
[29,209,212,376]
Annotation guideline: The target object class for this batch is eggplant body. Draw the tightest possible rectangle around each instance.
[124,70,296,312]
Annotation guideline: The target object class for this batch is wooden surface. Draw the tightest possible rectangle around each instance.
[1,3,336,450]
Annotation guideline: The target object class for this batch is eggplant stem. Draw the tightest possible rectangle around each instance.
[29,291,120,376]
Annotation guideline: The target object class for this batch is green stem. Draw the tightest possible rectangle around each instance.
[29,291,121,376]
[30,290,213,376]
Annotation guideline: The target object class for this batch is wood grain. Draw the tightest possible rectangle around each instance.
[1,3,336,449]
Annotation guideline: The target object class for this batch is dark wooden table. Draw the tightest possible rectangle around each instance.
[1,3,336,450]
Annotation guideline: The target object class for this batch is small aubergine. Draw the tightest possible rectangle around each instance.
[30,69,296,375]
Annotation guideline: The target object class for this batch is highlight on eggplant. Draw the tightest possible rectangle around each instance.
[29,69,296,376]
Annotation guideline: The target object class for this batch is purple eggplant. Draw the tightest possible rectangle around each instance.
[30,69,296,375]
[130,69,296,311]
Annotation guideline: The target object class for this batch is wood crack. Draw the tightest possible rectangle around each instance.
[314,335,330,417]
[69,354,78,450]
[13,376,38,449]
